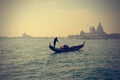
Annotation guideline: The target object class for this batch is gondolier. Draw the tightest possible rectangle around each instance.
[53,37,58,48]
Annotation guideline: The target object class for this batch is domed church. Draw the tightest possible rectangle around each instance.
[96,22,105,34]
[68,22,120,39]
[79,22,108,39]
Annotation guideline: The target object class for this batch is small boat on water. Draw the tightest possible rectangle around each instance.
[49,41,85,53]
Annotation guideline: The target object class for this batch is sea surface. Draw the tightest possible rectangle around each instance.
[0,38,120,80]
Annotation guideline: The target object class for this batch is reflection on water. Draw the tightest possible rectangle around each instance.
[0,38,120,80]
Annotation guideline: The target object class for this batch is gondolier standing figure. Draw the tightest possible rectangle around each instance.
[53,37,58,48]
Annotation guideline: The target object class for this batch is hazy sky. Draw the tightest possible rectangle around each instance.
[0,0,120,37]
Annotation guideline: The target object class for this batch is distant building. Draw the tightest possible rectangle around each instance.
[90,26,96,33]
[79,22,108,39]
[22,33,32,38]
[68,22,120,39]
[96,22,105,34]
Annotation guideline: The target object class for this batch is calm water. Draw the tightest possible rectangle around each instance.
[0,38,120,80]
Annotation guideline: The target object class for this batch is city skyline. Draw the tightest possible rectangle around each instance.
[0,0,120,37]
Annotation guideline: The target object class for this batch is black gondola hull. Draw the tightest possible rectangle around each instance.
[49,41,85,53]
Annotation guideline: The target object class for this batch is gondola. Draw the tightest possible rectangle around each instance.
[49,41,85,53]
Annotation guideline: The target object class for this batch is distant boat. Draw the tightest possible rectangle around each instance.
[49,41,85,53]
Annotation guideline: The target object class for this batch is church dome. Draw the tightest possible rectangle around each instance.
[97,22,104,33]
[80,31,85,35]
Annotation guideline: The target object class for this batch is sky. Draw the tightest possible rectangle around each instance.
[0,0,120,37]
